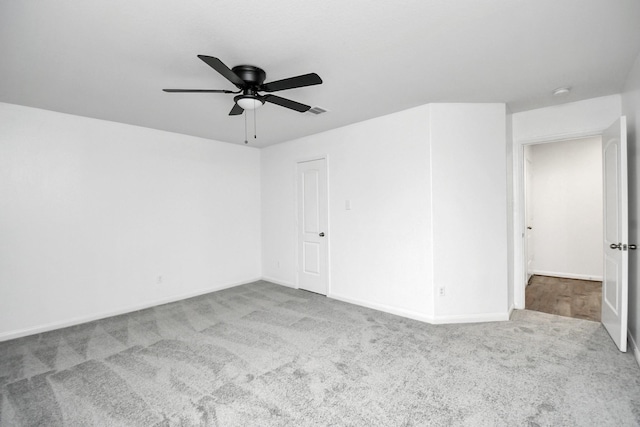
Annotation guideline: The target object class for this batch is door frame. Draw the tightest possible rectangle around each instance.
[513,130,603,309]
[294,155,331,295]
[524,145,534,284]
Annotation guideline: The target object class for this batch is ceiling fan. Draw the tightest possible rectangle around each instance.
[163,55,322,116]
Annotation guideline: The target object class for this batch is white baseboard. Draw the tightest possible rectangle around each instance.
[261,276,297,289]
[329,292,509,325]
[629,330,640,368]
[329,292,434,323]
[431,311,510,324]
[530,270,602,282]
[0,277,261,342]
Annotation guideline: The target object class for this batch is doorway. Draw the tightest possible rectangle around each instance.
[522,136,603,321]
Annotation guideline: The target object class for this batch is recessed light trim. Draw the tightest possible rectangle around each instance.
[553,87,571,97]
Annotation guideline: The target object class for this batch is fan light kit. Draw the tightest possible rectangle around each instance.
[235,95,265,110]
[163,56,323,143]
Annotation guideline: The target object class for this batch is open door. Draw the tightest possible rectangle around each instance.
[602,117,628,352]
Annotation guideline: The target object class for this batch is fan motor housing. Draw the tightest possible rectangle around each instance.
[231,65,266,87]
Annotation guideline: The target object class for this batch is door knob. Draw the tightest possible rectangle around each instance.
[630,244,637,250]
[610,243,622,250]
[319,232,325,237]
[527,226,532,230]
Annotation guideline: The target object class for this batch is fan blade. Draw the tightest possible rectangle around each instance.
[260,73,322,93]
[163,89,236,93]
[198,55,245,87]
[263,95,311,112]
[229,104,244,116]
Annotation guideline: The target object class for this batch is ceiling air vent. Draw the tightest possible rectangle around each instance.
[307,106,328,115]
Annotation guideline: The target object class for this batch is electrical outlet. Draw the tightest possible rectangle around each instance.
[438,286,445,297]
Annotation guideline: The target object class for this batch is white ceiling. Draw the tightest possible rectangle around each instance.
[1,0,639,147]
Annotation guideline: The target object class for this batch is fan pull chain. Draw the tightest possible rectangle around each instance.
[253,107,257,139]
[244,110,248,144]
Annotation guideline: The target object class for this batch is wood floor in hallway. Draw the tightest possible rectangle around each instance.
[525,275,602,322]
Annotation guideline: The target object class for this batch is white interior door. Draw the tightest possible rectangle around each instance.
[602,117,628,352]
[297,158,328,295]
[524,146,534,283]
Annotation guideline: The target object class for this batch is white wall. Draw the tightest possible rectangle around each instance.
[511,95,622,308]
[262,105,434,320]
[528,137,603,280]
[622,51,640,363]
[0,100,511,337]
[262,103,509,323]
[429,104,508,320]
[0,103,261,340]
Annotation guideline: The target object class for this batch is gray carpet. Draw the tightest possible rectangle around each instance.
[1,281,639,426]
